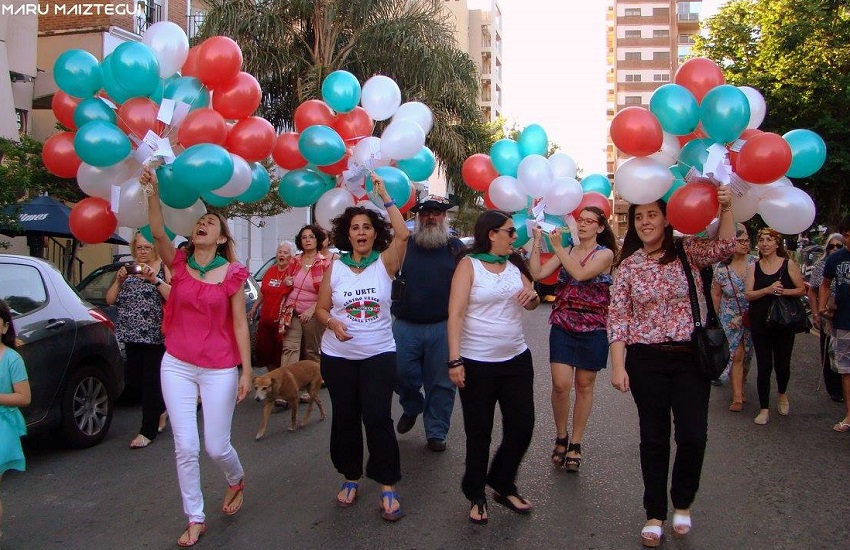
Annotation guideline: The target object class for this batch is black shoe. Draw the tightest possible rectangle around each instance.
[427,438,447,452]
[396,413,417,434]
[711,378,723,387]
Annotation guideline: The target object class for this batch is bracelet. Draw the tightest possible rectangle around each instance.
[383,199,396,208]
[447,358,464,369]
[721,206,732,212]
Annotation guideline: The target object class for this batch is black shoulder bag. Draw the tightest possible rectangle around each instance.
[676,240,730,381]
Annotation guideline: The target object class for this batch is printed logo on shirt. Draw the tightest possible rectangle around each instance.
[342,286,381,323]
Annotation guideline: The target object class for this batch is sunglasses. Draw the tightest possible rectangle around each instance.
[494,227,517,237]
[827,243,842,250]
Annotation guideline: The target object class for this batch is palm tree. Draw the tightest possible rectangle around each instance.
[198,0,494,208]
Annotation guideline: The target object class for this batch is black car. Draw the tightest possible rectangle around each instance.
[0,254,124,448]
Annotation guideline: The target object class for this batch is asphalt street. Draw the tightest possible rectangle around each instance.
[3,305,849,550]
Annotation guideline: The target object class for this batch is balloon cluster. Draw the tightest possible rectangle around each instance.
[610,57,823,235]
[271,71,436,229]
[461,124,612,247]
[45,23,274,243]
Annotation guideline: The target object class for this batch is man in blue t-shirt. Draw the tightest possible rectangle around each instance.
[820,215,850,432]
[391,195,463,452]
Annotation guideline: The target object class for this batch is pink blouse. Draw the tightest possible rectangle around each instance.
[608,238,736,345]
[162,250,249,368]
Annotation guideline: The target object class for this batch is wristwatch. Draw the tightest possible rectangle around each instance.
[154,278,164,287]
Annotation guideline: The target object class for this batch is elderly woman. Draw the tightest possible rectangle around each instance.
[448,210,540,525]
[809,233,845,402]
[249,241,296,372]
[106,232,171,449]
[609,188,735,546]
[315,176,409,521]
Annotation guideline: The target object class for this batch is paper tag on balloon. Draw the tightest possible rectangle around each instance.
[342,170,366,196]
[154,137,175,164]
[110,185,121,214]
[171,102,191,128]
[98,96,117,110]
[134,142,154,165]
[702,144,731,185]
[729,173,750,198]
[531,201,546,220]
[728,139,746,152]
[157,99,176,125]
[684,167,702,184]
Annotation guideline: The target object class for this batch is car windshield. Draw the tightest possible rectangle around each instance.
[77,266,119,307]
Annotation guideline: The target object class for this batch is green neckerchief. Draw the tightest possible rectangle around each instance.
[468,252,510,264]
[187,253,228,278]
[339,250,380,269]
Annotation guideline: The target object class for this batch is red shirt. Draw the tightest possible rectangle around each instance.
[259,262,294,323]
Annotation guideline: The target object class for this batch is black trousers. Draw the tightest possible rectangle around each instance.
[321,352,401,485]
[820,329,844,398]
[126,342,166,440]
[626,345,710,521]
[458,349,534,501]
[751,331,795,408]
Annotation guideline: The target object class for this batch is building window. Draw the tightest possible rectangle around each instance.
[653,29,670,38]
[624,52,641,61]
[624,96,642,105]
[653,51,670,61]
[653,7,670,18]
[625,8,641,16]
[15,109,27,135]
[625,74,642,82]
[678,34,695,45]
[653,73,671,82]
[135,1,163,36]
[188,10,205,38]
[624,30,641,38]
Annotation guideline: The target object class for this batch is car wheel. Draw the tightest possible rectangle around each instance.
[60,365,114,448]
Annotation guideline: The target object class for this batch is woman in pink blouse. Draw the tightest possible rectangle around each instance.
[142,166,253,548]
[608,188,735,547]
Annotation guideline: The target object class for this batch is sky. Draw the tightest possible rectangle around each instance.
[467,0,727,176]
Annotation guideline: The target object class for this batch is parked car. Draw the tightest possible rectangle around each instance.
[0,254,124,448]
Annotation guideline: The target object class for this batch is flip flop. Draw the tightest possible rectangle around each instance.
[336,481,358,508]
[177,522,206,547]
[129,435,151,449]
[833,420,850,432]
[379,490,404,521]
[640,524,664,547]
[493,492,533,515]
[223,478,245,516]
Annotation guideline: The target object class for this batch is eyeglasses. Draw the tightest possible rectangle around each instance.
[736,239,750,244]
[135,246,154,251]
[576,217,599,226]
[419,209,443,217]
[494,227,517,237]
[827,243,842,250]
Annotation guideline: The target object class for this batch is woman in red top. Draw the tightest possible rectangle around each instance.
[249,241,296,372]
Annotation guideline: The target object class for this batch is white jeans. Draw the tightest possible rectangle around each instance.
[161,352,244,523]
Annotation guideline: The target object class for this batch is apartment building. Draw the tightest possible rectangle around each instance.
[0,7,37,140]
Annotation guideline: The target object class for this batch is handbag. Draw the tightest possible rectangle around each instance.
[278,303,294,336]
[676,240,730,381]
[766,295,812,333]
[726,264,751,328]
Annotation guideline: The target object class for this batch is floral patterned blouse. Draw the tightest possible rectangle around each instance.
[608,237,737,345]
[115,267,166,345]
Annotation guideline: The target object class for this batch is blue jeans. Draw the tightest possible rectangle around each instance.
[392,319,456,441]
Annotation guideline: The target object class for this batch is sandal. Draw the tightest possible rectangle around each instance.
[469,497,488,525]
[222,478,245,516]
[177,522,206,547]
[551,435,569,468]
[729,401,743,412]
[492,492,533,515]
[673,511,691,536]
[129,434,151,449]
[833,420,850,432]
[564,442,582,473]
[640,522,664,548]
[379,490,404,522]
[336,481,359,508]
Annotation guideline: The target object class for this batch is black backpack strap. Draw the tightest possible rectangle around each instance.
[675,239,703,330]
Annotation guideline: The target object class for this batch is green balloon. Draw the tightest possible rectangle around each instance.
[366,166,412,206]
[237,163,271,203]
[74,120,131,167]
[278,168,327,207]
[74,97,116,128]
[157,164,200,209]
[139,224,176,243]
[201,190,236,208]
[54,49,102,98]
[173,144,234,193]
[163,76,210,111]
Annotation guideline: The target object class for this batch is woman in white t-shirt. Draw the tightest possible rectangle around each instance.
[447,210,541,525]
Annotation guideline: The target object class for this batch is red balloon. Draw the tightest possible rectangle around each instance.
[610,107,663,157]
[212,71,261,120]
[52,91,80,130]
[42,132,81,178]
[226,116,276,162]
[178,108,228,148]
[676,125,706,148]
[674,57,725,103]
[333,106,374,142]
[117,98,164,141]
[727,128,763,170]
[571,192,612,219]
[197,36,243,89]
[462,154,499,192]
[483,190,497,209]
[667,182,719,234]
[294,100,336,133]
[181,45,202,78]
[69,197,118,244]
[538,253,560,285]
[271,132,308,170]
[399,183,417,214]
[736,132,792,184]
[318,151,350,176]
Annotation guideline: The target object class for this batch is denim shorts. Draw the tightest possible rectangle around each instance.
[549,325,609,371]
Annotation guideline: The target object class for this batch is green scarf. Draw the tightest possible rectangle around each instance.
[468,252,510,264]
[339,250,380,269]
[187,253,228,279]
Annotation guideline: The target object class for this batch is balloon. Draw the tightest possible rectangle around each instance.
[731,188,760,222]
[649,131,683,168]
[351,136,391,169]
[322,70,362,113]
[200,190,235,207]
[662,173,686,202]
[397,146,436,181]
[318,151,350,176]
[366,166,412,206]
[674,57,725,103]
[278,169,329,207]
[678,138,714,174]
[610,107,663,157]
[237,163,271,203]
[139,223,176,244]
[548,152,578,179]
[738,86,766,129]
[380,119,426,160]
[42,132,81,178]
[149,74,180,104]
[736,132,792,184]
[173,143,234,192]
[197,36,242,89]
[538,253,561,285]
[181,45,201,78]
[649,84,699,135]
[296,125,346,167]
[580,173,612,197]
[666,182,719,234]
[460,154,497,192]
[110,41,161,98]
[511,212,532,248]
[117,98,164,140]
[74,121,131,167]
[142,21,190,78]
[783,129,827,178]
[483,190,497,209]
[490,139,522,177]
[211,154,253,198]
[53,49,102,98]
[99,54,135,105]
[360,75,401,121]
[392,102,434,134]
[699,85,750,144]
[163,76,210,111]
[52,91,80,130]
[212,72,262,120]
[614,157,674,204]
[156,163,200,209]
[226,116,276,162]
[116,178,150,228]
[333,106,374,142]
[315,188,356,230]
[70,197,118,244]
[162,200,207,237]
[676,126,707,148]
[518,124,548,157]
[73,97,117,128]
[294,99,336,132]
[542,177,583,216]
[488,175,527,212]
[758,186,816,234]
[572,192,612,220]
[516,154,554,198]
[77,159,133,200]
[270,132,307,170]
[748,176,792,199]
[178,108,228,148]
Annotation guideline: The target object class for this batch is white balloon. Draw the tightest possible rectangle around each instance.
[380,120,426,160]
[543,177,583,216]
[548,152,578,179]
[212,154,252,198]
[116,178,149,228]
[747,176,792,198]
[77,161,132,200]
[162,199,207,237]
[758,187,816,234]
[351,136,391,169]
[516,155,554,199]
[649,131,682,168]
[360,75,402,121]
[392,101,433,134]
[488,175,527,212]
[731,188,760,222]
[738,86,766,129]
[614,157,674,204]
[354,198,388,220]
[315,188,356,230]
[142,21,190,79]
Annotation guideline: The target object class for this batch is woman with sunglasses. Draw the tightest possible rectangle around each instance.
[808,233,845,402]
[529,207,617,473]
[447,210,540,524]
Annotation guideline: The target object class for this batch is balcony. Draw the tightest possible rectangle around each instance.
[617,37,672,48]
[134,0,163,37]
[188,11,206,39]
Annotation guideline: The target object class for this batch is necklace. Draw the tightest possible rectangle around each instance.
[340,250,380,270]
[187,254,227,279]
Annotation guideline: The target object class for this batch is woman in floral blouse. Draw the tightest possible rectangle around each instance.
[608,188,735,547]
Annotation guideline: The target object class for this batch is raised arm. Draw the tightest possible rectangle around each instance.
[140,165,176,268]
[374,174,410,275]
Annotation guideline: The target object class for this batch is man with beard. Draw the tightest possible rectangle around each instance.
[392,195,464,452]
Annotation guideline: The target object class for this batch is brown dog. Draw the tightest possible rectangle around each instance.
[253,360,326,440]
